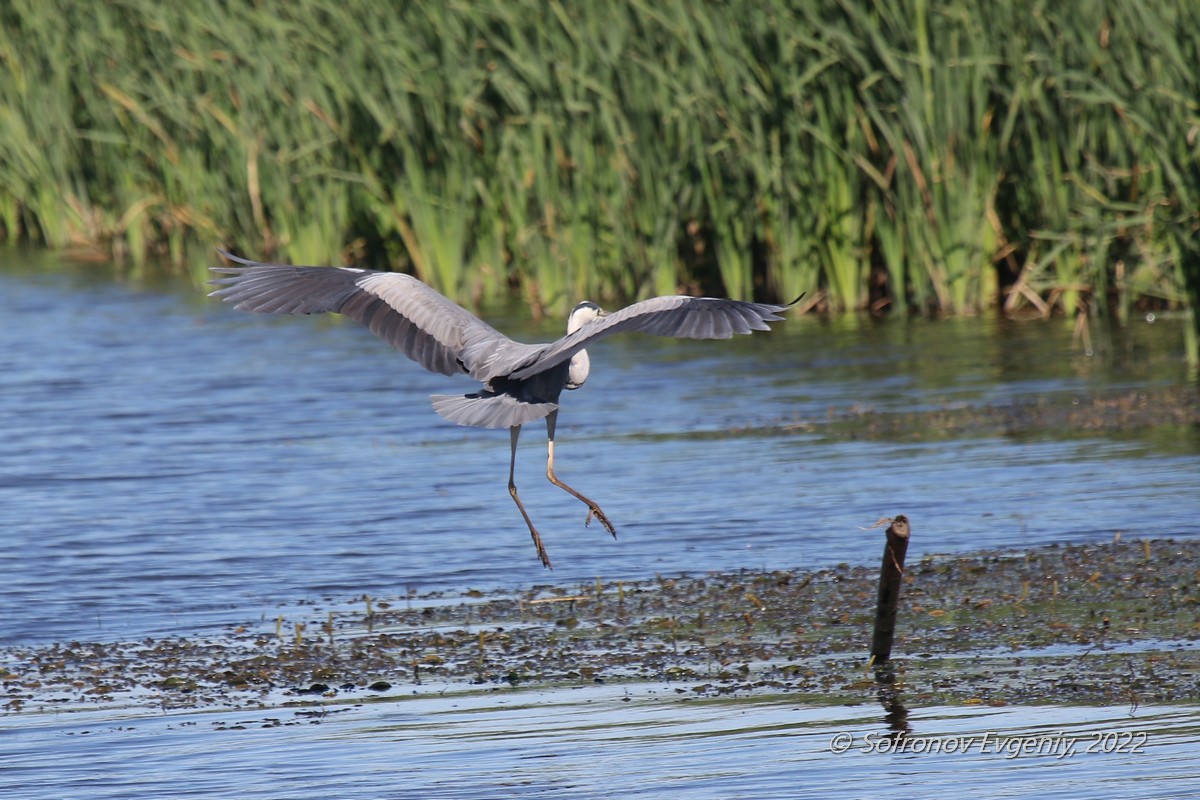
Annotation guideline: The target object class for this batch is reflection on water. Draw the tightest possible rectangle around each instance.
[1,255,1197,645]
[873,663,912,737]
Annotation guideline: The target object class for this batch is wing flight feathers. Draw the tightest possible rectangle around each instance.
[209,251,516,378]
[509,295,789,380]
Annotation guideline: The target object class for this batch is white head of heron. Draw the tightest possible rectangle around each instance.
[567,300,606,334]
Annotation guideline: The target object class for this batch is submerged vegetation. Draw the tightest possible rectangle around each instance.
[1,0,1198,327]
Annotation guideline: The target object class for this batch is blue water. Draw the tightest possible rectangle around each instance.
[2,685,1197,799]
[1,254,1197,646]
[3,253,1199,798]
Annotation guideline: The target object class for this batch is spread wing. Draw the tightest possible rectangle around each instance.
[509,295,792,380]
[208,251,540,380]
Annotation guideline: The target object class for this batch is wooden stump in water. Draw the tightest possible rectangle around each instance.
[870,515,911,664]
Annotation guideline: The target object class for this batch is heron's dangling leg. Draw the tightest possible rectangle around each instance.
[508,424,553,569]
[544,410,617,537]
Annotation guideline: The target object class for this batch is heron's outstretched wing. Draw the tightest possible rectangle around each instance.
[208,251,536,379]
[509,295,791,380]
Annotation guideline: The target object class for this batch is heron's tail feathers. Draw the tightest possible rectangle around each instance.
[431,393,557,429]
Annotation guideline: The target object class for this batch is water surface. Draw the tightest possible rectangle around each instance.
[2,684,1197,799]
[1,254,1196,645]
[3,253,1198,798]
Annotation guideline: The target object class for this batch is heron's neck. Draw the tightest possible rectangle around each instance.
[566,349,590,390]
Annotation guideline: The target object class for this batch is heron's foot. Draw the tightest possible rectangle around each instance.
[532,540,553,569]
[523,525,553,569]
[584,505,617,538]
[533,534,554,569]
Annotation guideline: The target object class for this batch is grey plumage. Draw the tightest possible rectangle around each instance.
[209,250,795,567]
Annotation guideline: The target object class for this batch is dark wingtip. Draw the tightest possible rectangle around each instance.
[784,291,807,308]
[215,248,253,266]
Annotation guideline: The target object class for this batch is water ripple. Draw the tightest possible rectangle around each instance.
[1,261,1196,647]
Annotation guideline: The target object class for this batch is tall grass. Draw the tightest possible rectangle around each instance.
[0,0,1196,333]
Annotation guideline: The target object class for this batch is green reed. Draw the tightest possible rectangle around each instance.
[0,0,1196,337]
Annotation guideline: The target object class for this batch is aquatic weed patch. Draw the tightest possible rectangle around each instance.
[3,538,1197,715]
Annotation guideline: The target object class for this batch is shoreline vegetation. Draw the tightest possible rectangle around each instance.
[4,537,1198,715]
[2,1,1198,332]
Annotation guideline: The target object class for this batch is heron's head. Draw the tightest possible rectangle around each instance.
[567,301,606,335]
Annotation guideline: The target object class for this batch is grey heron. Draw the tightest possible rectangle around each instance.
[210,251,795,568]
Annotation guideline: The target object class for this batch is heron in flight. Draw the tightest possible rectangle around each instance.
[210,251,795,567]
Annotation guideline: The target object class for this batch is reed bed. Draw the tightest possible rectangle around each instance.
[0,0,1197,326]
